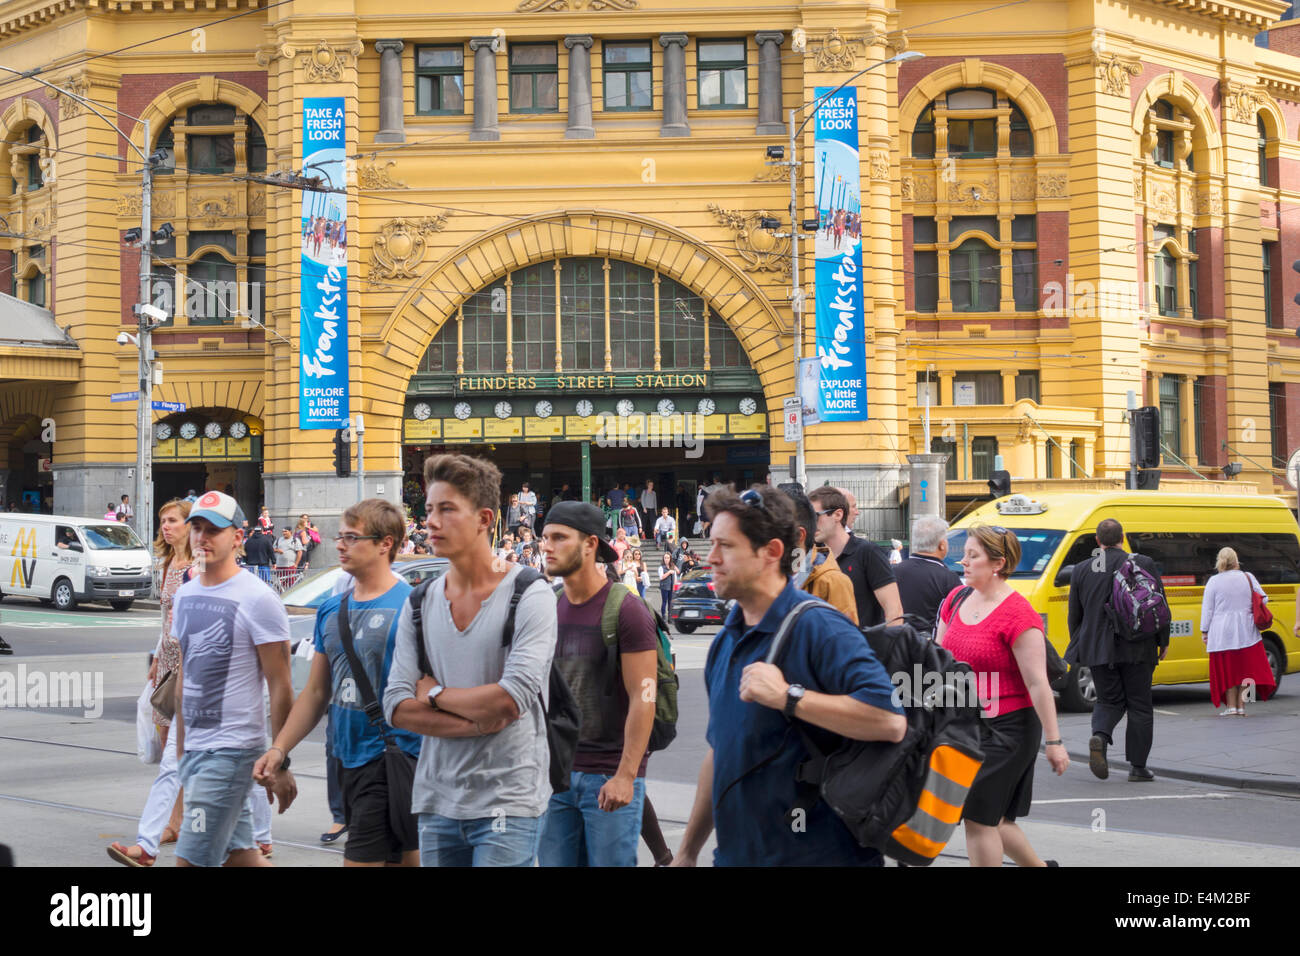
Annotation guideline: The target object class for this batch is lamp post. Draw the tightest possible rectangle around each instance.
[775,49,924,489]
[0,66,169,556]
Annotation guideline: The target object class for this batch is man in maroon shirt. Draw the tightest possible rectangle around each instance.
[537,502,658,867]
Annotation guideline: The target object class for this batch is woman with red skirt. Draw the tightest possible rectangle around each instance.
[1200,547,1277,716]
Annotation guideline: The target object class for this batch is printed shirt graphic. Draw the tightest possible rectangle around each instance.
[314,579,421,768]
[173,570,290,750]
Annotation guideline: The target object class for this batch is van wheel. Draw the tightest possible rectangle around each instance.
[1057,663,1095,712]
[675,623,698,634]
[1262,635,1285,692]
[109,600,134,611]
[51,578,77,611]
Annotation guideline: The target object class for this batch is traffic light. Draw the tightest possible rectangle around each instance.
[1132,405,1161,469]
[333,428,350,477]
[1136,469,1161,490]
[987,469,1011,498]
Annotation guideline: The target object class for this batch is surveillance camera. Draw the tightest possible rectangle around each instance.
[116,332,131,346]
[139,303,167,323]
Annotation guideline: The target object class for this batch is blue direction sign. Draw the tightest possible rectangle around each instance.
[109,392,186,413]
[110,391,139,402]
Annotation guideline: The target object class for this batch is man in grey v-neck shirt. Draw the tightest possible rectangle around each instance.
[384,454,557,867]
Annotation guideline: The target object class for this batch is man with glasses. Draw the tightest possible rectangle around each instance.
[672,486,904,867]
[255,499,422,866]
[808,487,903,629]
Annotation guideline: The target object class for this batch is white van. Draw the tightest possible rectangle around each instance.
[0,514,153,611]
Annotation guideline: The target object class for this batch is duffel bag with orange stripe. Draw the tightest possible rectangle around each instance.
[766,606,985,866]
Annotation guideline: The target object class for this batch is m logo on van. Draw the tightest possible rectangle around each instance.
[9,527,37,589]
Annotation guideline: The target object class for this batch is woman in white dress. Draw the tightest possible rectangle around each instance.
[1200,547,1277,716]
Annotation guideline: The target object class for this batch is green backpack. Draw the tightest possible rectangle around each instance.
[599,583,679,752]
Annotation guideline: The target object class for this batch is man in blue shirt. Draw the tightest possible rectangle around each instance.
[672,485,905,867]
[255,499,422,867]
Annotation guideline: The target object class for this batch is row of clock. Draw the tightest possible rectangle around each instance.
[414,397,760,422]
[154,421,250,441]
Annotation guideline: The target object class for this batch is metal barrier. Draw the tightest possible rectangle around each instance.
[151,560,305,597]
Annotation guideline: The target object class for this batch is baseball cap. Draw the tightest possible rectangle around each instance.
[186,490,246,529]
[543,501,619,563]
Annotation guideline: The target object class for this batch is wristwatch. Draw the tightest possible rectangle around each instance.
[783,684,806,719]
[277,751,291,771]
[427,684,445,709]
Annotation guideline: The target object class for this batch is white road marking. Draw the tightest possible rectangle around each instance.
[1034,793,1238,804]
[1153,709,1179,715]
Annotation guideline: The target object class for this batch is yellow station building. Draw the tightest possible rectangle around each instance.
[2,0,1298,542]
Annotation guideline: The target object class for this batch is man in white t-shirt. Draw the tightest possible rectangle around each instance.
[172,490,296,867]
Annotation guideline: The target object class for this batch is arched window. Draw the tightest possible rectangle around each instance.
[1009,105,1033,157]
[1148,99,1193,170]
[909,89,1033,160]
[1154,246,1178,317]
[1258,115,1270,186]
[912,103,935,159]
[20,264,45,307]
[950,238,1000,312]
[154,104,264,177]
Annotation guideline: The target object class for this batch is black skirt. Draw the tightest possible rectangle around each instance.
[962,707,1042,826]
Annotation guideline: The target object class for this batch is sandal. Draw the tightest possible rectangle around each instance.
[160,826,180,846]
[258,842,273,858]
[107,842,155,867]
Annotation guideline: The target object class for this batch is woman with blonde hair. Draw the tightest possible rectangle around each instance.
[1201,547,1277,715]
[108,498,193,866]
[936,524,1069,867]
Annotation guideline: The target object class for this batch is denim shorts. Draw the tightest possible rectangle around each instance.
[417,813,543,867]
[176,748,259,866]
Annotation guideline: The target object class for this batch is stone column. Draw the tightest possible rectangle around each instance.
[564,35,595,139]
[469,37,500,142]
[938,370,956,406]
[755,32,785,134]
[1179,374,1198,467]
[1001,369,1018,405]
[659,34,690,138]
[374,40,406,143]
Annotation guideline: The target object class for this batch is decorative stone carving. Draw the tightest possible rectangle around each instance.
[298,39,364,83]
[249,189,266,216]
[367,216,448,284]
[1220,79,1266,124]
[45,73,89,119]
[948,179,998,206]
[1095,54,1141,97]
[1195,188,1223,216]
[708,203,791,276]
[1037,173,1067,198]
[517,0,638,8]
[868,150,890,181]
[752,165,787,183]
[1151,186,1176,220]
[153,190,175,218]
[358,161,407,189]
[901,177,914,201]
[190,192,236,225]
[29,203,54,235]
[1133,171,1143,200]
[117,193,142,217]
[812,28,864,72]
[912,173,936,202]
[255,43,295,67]
[1010,173,1036,200]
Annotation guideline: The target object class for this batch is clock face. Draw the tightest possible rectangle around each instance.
[413,402,432,421]
[697,398,716,416]
[494,401,512,420]
[204,422,223,440]
[657,399,675,417]
[154,422,172,441]
[576,399,594,417]
[739,397,758,416]
[535,400,553,419]
[616,399,635,417]
[228,421,248,440]
[179,422,198,440]
[454,401,472,421]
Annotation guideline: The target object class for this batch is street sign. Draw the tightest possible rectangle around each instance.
[783,397,802,443]
[152,401,186,413]
[110,391,139,402]
[1286,448,1300,490]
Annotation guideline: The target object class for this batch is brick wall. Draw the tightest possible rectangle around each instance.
[1198,375,1227,468]
[1268,22,1300,59]
[1285,381,1300,456]
[116,71,268,166]
[902,211,914,312]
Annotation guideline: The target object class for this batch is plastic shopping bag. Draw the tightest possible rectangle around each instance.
[136,683,161,764]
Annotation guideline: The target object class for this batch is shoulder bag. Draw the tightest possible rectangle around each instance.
[1246,572,1272,631]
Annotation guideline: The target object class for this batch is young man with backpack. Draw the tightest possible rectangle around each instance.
[537,502,661,867]
[382,454,558,867]
[672,486,904,867]
[1065,518,1170,782]
[253,499,422,866]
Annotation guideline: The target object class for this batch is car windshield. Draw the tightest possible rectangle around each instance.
[944,528,1066,579]
[83,525,145,550]
[280,567,345,609]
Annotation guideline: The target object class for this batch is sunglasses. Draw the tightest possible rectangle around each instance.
[739,488,770,517]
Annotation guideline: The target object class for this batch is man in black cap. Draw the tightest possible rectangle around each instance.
[537,502,658,867]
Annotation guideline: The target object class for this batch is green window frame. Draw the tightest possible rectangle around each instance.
[697,39,747,109]
[950,238,1000,312]
[1259,117,1270,186]
[912,103,935,159]
[516,262,558,372]
[509,43,559,114]
[931,437,958,480]
[603,41,652,111]
[1193,377,1205,463]
[971,437,998,480]
[1264,241,1278,328]
[416,46,466,115]
[1155,247,1178,317]
[1159,375,1181,458]
[26,269,45,308]
[185,252,238,325]
[1009,105,1033,157]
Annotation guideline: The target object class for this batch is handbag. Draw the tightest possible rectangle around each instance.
[136,684,162,764]
[336,593,419,850]
[149,669,176,720]
[1247,572,1273,630]
[948,586,1068,684]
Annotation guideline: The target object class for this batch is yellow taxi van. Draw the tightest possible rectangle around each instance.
[946,491,1300,711]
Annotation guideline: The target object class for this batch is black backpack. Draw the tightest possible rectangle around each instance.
[407,567,581,794]
[765,601,985,866]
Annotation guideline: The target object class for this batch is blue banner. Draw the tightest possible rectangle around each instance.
[299,97,349,429]
[812,86,868,421]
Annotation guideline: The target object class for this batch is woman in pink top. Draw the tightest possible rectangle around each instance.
[936,525,1069,867]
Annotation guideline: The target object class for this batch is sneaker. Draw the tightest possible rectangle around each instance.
[1088,733,1109,780]
[1128,766,1155,782]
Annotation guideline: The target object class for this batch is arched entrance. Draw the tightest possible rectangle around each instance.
[151,409,264,520]
[0,414,52,512]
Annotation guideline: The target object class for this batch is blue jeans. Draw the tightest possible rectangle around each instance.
[538,772,646,867]
[417,813,543,867]
[660,587,672,618]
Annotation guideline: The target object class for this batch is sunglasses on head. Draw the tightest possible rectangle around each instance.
[739,488,770,518]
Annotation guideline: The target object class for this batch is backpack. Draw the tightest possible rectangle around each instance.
[765,600,985,866]
[1108,554,1171,642]
[407,567,582,794]
[599,583,678,752]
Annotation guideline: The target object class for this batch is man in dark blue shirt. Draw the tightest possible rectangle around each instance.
[671,486,905,867]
